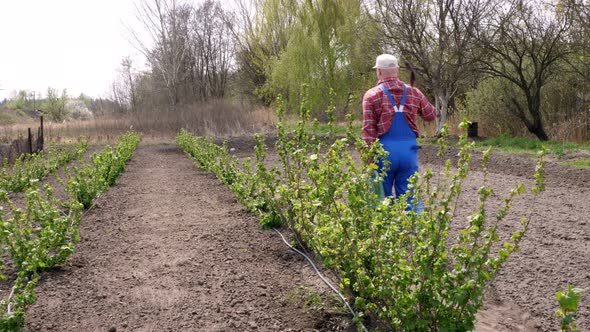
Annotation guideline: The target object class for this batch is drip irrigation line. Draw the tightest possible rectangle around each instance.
[6,284,16,314]
[272,228,368,332]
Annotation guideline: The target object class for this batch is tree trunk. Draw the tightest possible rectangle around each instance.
[435,93,449,135]
[167,85,178,113]
[527,113,549,141]
[510,95,550,141]
[528,93,549,141]
[529,124,549,141]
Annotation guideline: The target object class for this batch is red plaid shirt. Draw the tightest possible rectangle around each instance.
[362,78,436,145]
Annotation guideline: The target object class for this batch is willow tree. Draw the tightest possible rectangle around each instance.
[235,0,380,115]
[267,0,381,115]
[230,0,299,105]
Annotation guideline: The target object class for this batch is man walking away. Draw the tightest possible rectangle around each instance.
[362,54,436,210]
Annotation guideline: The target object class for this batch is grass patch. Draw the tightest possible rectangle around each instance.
[473,136,590,156]
[282,121,590,159]
[284,120,362,136]
[0,112,16,125]
[560,158,590,169]
[418,136,439,145]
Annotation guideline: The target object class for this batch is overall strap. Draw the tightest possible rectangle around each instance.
[379,84,408,113]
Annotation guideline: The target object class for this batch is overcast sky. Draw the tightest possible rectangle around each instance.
[0,0,154,101]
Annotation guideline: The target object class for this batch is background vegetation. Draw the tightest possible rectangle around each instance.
[1,0,589,143]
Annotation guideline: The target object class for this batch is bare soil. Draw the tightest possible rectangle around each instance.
[418,144,590,331]
[21,139,590,332]
[23,144,353,332]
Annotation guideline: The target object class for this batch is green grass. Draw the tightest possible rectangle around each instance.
[284,120,590,160]
[0,108,33,126]
[473,136,590,156]
[0,112,15,125]
[560,158,590,169]
[285,120,362,136]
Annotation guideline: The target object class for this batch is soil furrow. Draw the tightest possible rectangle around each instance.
[23,144,352,332]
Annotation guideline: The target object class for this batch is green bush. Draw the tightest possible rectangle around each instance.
[0,131,140,331]
[178,86,547,330]
[556,285,585,332]
[0,185,83,331]
[0,113,16,125]
[464,77,525,137]
[0,141,89,193]
[66,132,140,208]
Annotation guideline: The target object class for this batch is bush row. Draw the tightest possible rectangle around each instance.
[64,132,141,209]
[177,87,548,331]
[0,141,89,193]
[0,131,140,331]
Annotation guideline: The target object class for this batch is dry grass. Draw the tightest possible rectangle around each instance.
[548,111,590,143]
[0,100,277,144]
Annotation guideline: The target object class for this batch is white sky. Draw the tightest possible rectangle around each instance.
[0,0,153,101]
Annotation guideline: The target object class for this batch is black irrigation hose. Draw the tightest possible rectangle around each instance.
[272,228,369,332]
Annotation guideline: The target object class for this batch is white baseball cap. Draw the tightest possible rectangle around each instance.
[373,54,399,69]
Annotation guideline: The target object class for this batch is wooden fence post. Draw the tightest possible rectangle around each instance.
[40,116,44,151]
[28,128,33,154]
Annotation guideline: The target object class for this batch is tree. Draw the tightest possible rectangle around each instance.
[230,0,299,105]
[66,99,93,120]
[250,0,380,114]
[561,0,590,117]
[372,0,493,134]
[43,88,68,122]
[128,0,234,109]
[121,57,138,111]
[562,0,590,81]
[130,0,188,112]
[110,56,139,113]
[78,93,93,109]
[190,0,234,101]
[475,0,572,140]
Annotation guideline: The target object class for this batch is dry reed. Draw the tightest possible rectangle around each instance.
[0,100,277,144]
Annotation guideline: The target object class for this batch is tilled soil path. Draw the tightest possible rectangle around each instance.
[23,144,353,332]
[19,140,590,332]
[419,145,590,332]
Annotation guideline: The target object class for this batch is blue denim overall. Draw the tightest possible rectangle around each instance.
[377,84,421,211]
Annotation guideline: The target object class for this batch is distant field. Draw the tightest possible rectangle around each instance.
[0,108,38,126]
[0,103,276,145]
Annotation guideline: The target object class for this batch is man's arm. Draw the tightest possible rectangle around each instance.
[361,91,378,146]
